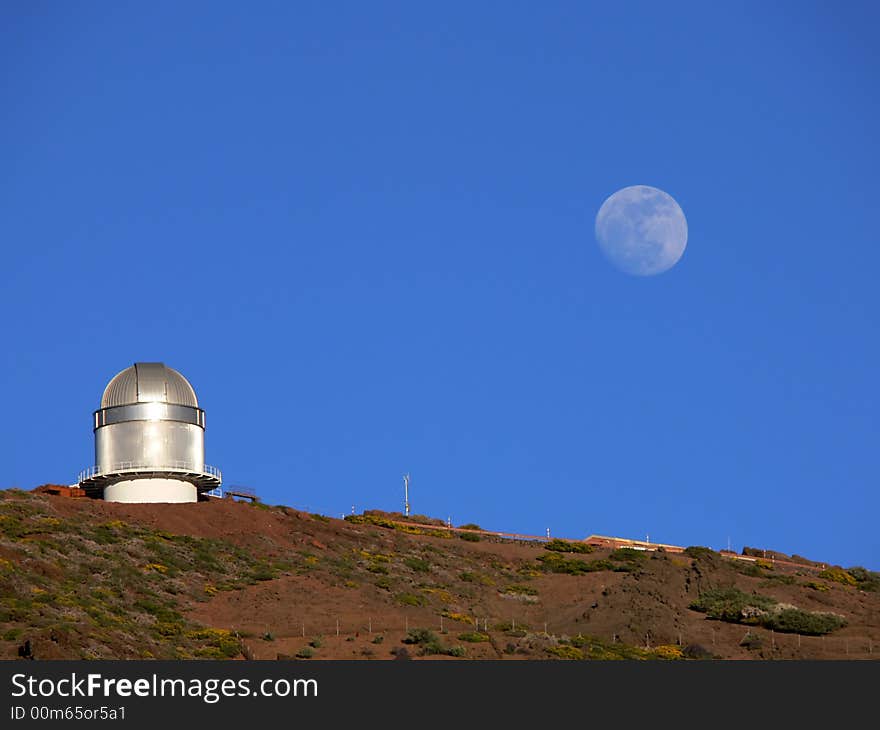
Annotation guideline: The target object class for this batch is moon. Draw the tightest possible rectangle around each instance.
[595,185,688,276]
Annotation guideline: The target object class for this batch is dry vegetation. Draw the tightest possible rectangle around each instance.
[1,488,877,660]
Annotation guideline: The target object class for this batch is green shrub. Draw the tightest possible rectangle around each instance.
[417,641,445,656]
[134,599,183,624]
[90,524,124,545]
[188,628,240,658]
[407,514,439,525]
[402,627,444,655]
[740,632,763,650]
[445,645,466,657]
[458,532,480,542]
[193,646,227,659]
[395,593,427,607]
[295,647,314,659]
[403,628,437,645]
[458,632,490,643]
[404,557,430,573]
[847,567,880,592]
[547,645,584,660]
[818,567,856,586]
[609,548,646,563]
[683,644,715,660]
[762,609,846,636]
[372,635,384,644]
[536,553,618,575]
[805,580,830,592]
[458,523,482,531]
[689,587,775,622]
[567,635,671,660]
[544,539,593,554]
[309,636,323,648]
[737,563,766,578]
[503,584,537,596]
[683,546,719,562]
[691,587,846,635]
[250,567,277,582]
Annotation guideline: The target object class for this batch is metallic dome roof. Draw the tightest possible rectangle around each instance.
[100,363,199,409]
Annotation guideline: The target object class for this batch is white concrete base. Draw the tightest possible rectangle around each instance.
[103,478,197,503]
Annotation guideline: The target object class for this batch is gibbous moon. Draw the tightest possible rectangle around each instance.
[595,185,688,276]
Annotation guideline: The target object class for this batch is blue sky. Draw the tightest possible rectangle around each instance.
[2,2,878,568]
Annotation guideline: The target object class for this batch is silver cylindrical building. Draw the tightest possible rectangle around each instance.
[78,363,221,503]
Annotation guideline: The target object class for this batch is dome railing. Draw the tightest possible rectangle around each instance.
[78,462,222,484]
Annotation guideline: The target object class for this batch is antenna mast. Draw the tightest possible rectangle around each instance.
[403,473,411,517]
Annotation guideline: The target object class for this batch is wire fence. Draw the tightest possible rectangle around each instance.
[228,614,878,659]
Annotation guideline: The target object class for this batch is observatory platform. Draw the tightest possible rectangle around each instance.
[78,363,221,503]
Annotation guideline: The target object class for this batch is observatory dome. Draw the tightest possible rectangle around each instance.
[101,363,198,409]
[79,362,220,503]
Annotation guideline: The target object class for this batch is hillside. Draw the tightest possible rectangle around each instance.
[1,488,877,660]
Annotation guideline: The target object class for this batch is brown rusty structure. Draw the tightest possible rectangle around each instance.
[222,486,260,503]
[32,484,87,499]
